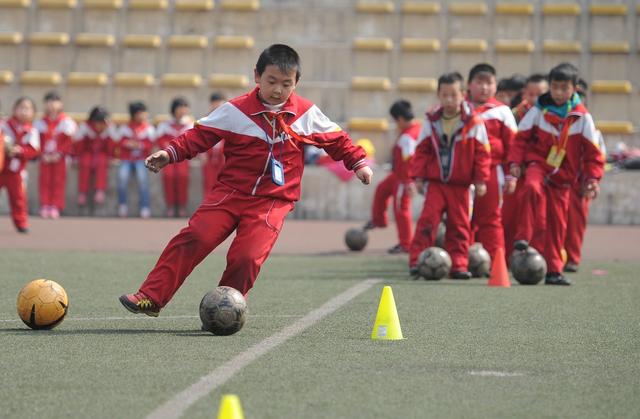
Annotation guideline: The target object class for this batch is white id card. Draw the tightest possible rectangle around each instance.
[271,157,285,186]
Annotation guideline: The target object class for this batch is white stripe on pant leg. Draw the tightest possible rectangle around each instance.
[145,278,382,419]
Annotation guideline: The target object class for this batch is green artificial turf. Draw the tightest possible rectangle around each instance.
[0,250,638,419]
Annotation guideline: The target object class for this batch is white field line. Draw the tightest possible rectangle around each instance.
[0,314,303,323]
[468,370,524,377]
[146,278,382,419]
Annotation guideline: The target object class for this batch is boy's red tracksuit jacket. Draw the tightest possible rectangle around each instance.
[0,118,40,229]
[156,119,193,207]
[471,97,518,261]
[370,121,421,250]
[409,102,491,271]
[73,121,116,195]
[139,88,367,305]
[508,94,604,273]
[34,113,77,210]
[115,122,155,161]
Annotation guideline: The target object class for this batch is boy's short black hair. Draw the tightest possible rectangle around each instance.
[438,72,464,91]
[14,96,36,112]
[128,101,147,118]
[548,62,579,86]
[88,106,110,122]
[256,44,301,81]
[44,91,61,102]
[468,63,496,83]
[576,78,588,93]
[209,92,226,103]
[170,97,190,116]
[389,100,414,121]
[527,73,548,85]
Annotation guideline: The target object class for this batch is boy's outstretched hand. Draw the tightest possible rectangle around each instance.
[145,150,170,173]
[355,166,373,185]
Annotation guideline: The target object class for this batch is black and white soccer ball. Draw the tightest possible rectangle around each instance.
[345,228,368,251]
[509,247,547,285]
[417,247,452,280]
[469,243,491,278]
[199,286,248,335]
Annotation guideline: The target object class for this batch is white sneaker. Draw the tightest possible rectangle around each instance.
[140,207,151,219]
[118,204,128,218]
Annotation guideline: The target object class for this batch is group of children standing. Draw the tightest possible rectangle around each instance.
[0,93,227,232]
[368,62,605,285]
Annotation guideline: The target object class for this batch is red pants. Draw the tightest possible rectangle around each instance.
[409,182,470,272]
[139,183,294,307]
[565,186,589,265]
[501,177,524,253]
[471,165,505,260]
[78,153,109,194]
[162,160,190,206]
[371,172,413,250]
[0,172,29,230]
[39,160,67,210]
[515,164,570,273]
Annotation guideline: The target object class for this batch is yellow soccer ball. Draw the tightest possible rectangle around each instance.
[16,279,69,330]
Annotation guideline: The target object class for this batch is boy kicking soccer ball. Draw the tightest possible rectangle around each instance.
[120,44,372,316]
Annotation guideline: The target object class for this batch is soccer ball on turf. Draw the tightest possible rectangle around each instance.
[16,279,68,330]
[199,286,248,336]
[417,247,452,280]
[344,228,368,251]
[510,247,547,285]
[469,243,491,278]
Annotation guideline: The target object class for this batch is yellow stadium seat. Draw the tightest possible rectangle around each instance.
[83,0,122,9]
[402,1,440,14]
[0,33,23,73]
[398,77,437,92]
[0,32,22,44]
[447,39,487,53]
[67,72,108,86]
[0,0,30,6]
[214,35,254,49]
[542,40,581,53]
[168,35,208,49]
[20,71,62,85]
[153,114,171,125]
[122,35,161,48]
[120,36,161,73]
[210,37,254,75]
[495,3,533,15]
[356,1,394,13]
[79,1,120,35]
[166,36,207,73]
[400,38,441,52]
[208,74,250,89]
[75,33,115,47]
[37,0,75,7]
[589,4,627,16]
[160,73,203,88]
[353,38,393,51]
[173,0,214,34]
[591,41,630,54]
[0,70,14,83]
[128,0,167,10]
[114,73,154,87]
[110,113,130,124]
[65,72,109,113]
[73,34,115,73]
[348,118,389,132]
[542,3,581,16]
[219,0,259,11]
[64,112,87,122]
[28,32,69,45]
[125,0,169,36]
[495,39,535,53]
[175,0,212,11]
[596,121,634,135]
[351,77,391,91]
[591,81,632,94]
[448,2,487,15]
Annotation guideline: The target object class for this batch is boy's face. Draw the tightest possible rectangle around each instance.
[14,101,35,123]
[132,111,148,123]
[93,120,107,133]
[45,99,63,115]
[174,105,190,120]
[549,80,575,106]
[254,64,298,106]
[438,82,464,114]
[524,81,548,105]
[468,73,496,104]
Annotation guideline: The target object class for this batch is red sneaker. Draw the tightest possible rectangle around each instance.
[119,292,160,317]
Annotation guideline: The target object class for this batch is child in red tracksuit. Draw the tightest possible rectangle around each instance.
[508,63,604,285]
[156,97,193,217]
[409,72,491,279]
[466,64,518,262]
[35,92,77,219]
[74,106,115,207]
[364,100,421,254]
[119,44,372,316]
[0,97,40,233]
[202,92,226,194]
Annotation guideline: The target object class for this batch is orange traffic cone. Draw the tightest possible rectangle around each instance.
[488,247,511,287]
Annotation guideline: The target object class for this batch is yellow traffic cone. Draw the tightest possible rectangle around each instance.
[217,394,245,419]
[371,286,404,340]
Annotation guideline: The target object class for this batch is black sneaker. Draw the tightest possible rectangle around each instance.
[16,227,29,234]
[387,244,408,254]
[545,272,572,286]
[363,220,376,230]
[514,240,529,251]
[563,262,579,273]
[450,271,472,280]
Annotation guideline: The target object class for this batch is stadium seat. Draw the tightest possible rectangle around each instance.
[34,0,76,33]
[125,0,169,36]
[354,1,397,38]
[166,35,208,74]
[347,117,391,163]
[0,0,30,32]
[219,0,258,11]
[398,38,443,79]
[291,43,351,82]
[590,42,630,80]
[542,40,581,70]
[397,77,437,117]
[28,32,71,74]
[215,0,259,36]
[494,3,534,40]
[541,2,581,41]
[20,70,63,103]
[447,2,488,40]
[111,72,156,115]
[119,35,162,74]
[353,38,393,78]
[595,121,634,135]
[0,31,23,72]
[210,36,255,75]
[0,69,17,107]
[72,33,116,73]
[208,73,251,101]
[401,1,440,39]
[296,81,347,122]
[159,73,204,118]
[173,0,214,36]
[349,78,391,119]
[80,0,122,35]
[495,39,535,76]
[65,72,109,113]
[590,80,633,121]
[447,39,488,74]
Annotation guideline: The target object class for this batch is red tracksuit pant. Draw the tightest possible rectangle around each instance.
[0,172,29,230]
[501,176,524,254]
[515,164,570,273]
[162,160,190,207]
[371,172,413,250]
[139,183,294,307]
[39,160,67,210]
[409,181,470,272]
[78,153,109,194]
[471,165,505,260]
[565,186,589,265]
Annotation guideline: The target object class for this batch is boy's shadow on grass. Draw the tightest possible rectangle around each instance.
[0,328,215,337]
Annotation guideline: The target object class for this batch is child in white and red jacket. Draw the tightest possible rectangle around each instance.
[34,91,77,219]
[0,97,40,233]
[119,44,372,317]
[508,63,604,286]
